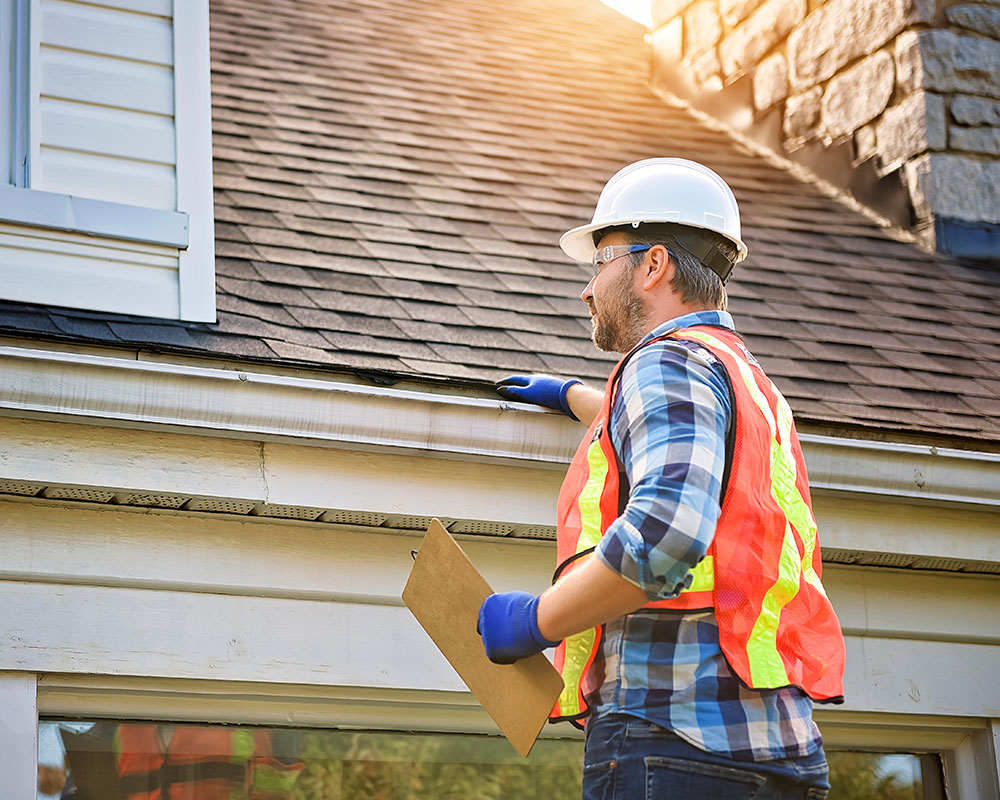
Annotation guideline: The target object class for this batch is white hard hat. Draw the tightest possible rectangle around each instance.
[560,158,749,278]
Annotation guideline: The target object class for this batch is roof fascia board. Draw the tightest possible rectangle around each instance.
[1,345,997,509]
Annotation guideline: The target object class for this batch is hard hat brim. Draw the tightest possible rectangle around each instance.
[559,219,749,265]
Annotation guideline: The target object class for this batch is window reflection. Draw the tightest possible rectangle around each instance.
[38,721,583,800]
[39,721,949,800]
[827,751,945,800]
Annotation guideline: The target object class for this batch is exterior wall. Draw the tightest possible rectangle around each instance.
[649,0,1000,250]
[0,345,999,795]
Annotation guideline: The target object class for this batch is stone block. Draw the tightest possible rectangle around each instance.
[789,0,934,90]
[855,125,878,162]
[720,0,806,78]
[875,91,947,172]
[904,153,1000,223]
[821,50,895,139]
[652,0,696,26]
[783,86,822,141]
[683,47,724,92]
[721,0,763,26]
[897,29,1000,99]
[952,94,1000,126]
[894,30,924,95]
[946,4,1000,39]
[651,17,684,67]
[684,1,722,56]
[753,52,789,111]
[951,125,1000,155]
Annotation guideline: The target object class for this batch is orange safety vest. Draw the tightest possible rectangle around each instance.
[113,725,303,800]
[550,324,845,723]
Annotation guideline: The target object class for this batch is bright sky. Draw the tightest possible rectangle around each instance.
[599,0,652,26]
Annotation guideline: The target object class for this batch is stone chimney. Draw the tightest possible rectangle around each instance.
[649,0,1000,260]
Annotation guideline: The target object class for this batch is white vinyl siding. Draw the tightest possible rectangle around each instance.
[0,0,215,321]
[37,0,177,208]
[0,222,181,317]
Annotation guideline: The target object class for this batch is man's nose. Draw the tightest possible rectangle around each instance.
[581,276,595,303]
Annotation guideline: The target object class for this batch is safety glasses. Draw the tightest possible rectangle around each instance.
[591,244,653,275]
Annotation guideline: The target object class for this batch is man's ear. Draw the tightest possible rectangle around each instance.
[639,244,673,292]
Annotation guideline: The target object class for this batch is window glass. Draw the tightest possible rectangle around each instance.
[38,720,583,800]
[38,720,949,800]
[827,751,945,800]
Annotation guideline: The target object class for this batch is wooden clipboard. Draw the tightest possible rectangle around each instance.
[402,519,564,757]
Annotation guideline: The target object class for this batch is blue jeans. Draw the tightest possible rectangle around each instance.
[582,714,830,800]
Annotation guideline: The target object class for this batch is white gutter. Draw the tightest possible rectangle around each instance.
[1,345,998,508]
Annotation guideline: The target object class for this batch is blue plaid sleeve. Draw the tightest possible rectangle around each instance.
[595,338,731,601]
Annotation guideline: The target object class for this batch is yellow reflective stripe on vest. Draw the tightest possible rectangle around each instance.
[578,434,609,552]
[555,434,610,716]
[686,555,714,592]
[774,395,825,597]
[555,625,597,717]
[681,329,821,686]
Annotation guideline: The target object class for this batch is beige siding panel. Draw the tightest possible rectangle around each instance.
[35,0,178,208]
[41,98,175,165]
[39,147,176,209]
[40,47,173,115]
[84,0,171,16]
[0,222,178,262]
[41,0,174,66]
[0,499,553,608]
[0,224,179,317]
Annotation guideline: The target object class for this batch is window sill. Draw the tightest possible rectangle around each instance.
[0,185,189,248]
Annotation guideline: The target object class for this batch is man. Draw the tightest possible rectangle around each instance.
[479,158,845,798]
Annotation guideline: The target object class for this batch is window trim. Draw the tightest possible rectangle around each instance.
[0,184,189,246]
[172,0,216,322]
[17,677,1000,800]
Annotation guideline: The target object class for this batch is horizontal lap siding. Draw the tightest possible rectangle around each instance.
[37,0,176,210]
[0,222,180,316]
[1,496,999,716]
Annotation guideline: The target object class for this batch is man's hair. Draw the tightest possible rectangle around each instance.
[594,223,733,310]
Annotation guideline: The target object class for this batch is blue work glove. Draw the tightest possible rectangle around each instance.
[496,375,582,421]
[478,591,560,664]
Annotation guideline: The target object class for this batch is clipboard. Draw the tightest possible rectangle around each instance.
[402,519,564,757]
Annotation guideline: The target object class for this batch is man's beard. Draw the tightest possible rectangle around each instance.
[590,267,647,353]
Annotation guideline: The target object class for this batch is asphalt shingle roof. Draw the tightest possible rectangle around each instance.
[2,0,999,447]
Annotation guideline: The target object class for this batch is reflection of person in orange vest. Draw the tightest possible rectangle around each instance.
[113,724,303,800]
[480,159,845,798]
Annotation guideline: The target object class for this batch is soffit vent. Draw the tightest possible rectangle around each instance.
[820,549,859,564]
[855,553,917,568]
[251,504,325,521]
[509,525,557,540]
[320,510,388,527]
[450,520,513,536]
[114,492,190,509]
[41,487,116,503]
[185,498,258,515]
[0,480,44,496]
[910,557,968,571]
[382,515,455,531]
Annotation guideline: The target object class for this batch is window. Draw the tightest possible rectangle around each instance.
[38,720,584,799]
[29,714,1000,800]
[0,0,215,322]
[828,751,946,800]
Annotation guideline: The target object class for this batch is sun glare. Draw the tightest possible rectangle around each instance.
[599,0,652,27]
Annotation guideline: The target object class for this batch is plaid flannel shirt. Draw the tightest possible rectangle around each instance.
[590,310,823,762]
